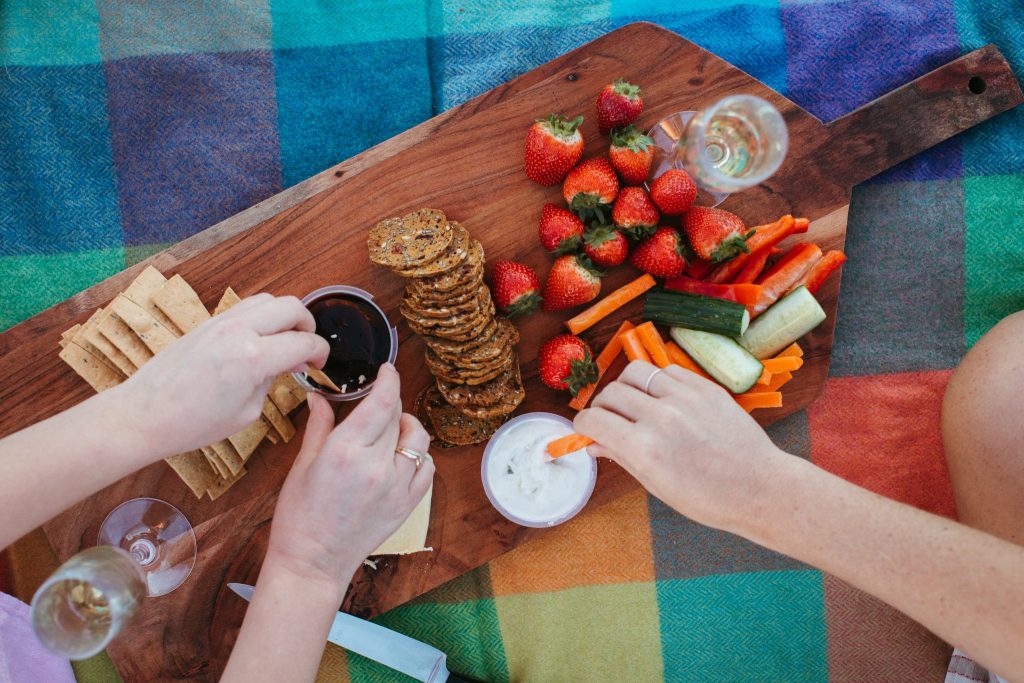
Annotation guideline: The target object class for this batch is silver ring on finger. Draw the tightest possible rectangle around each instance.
[642,368,665,395]
[395,446,426,469]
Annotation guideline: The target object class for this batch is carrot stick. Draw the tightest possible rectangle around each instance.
[799,250,847,295]
[709,215,806,283]
[566,273,657,335]
[635,321,671,368]
[620,328,652,363]
[665,341,713,381]
[546,433,595,458]
[756,365,773,386]
[762,356,803,374]
[732,246,780,284]
[775,342,803,358]
[735,391,783,412]
[749,243,823,317]
[569,321,634,411]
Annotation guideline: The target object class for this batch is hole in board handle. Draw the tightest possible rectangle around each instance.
[969,76,987,94]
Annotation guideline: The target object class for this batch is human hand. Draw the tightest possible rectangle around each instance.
[574,360,795,533]
[118,293,329,457]
[265,364,435,593]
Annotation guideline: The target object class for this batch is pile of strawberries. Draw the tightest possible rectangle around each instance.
[490,79,753,321]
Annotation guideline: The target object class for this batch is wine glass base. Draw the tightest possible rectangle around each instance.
[647,111,731,208]
[98,498,196,597]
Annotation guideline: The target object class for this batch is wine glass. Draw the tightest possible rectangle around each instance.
[30,498,196,660]
[647,94,789,206]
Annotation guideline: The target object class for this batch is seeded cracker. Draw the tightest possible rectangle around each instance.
[368,209,453,270]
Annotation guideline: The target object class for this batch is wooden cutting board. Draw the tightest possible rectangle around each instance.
[0,22,1020,682]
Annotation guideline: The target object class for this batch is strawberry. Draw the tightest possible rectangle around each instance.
[582,224,629,268]
[612,186,660,241]
[681,206,754,262]
[538,334,598,395]
[524,113,584,186]
[609,125,654,185]
[542,254,603,311]
[538,202,584,254]
[649,169,697,216]
[629,227,688,278]
[596,79,643,134]
[562,157,619,223]
[490,260,542,317]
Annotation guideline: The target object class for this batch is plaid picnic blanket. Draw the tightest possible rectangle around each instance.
[2,0,1022,681]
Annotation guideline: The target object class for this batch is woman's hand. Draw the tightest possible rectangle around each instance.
[117,293,329,456]
[265,364,435,593]
[574,360,795,533]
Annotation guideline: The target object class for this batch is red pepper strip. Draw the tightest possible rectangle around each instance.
[749,243,823,317]
[799,250,847,295]
[663,275,764,307]
[732,246,781,284]
[686,256,716,279]
[708,215,807,283]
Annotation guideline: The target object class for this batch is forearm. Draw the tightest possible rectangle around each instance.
[0,385,159,549]
[222,554,355,683]
[740,456,1024,681]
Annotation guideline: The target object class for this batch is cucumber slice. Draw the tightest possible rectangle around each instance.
[670,326,764,394]
[740,286,826,359]
[644,289,750,337]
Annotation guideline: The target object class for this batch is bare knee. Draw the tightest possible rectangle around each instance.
[942,311,1024,544]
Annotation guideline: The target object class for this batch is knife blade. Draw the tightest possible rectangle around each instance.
[228,582,467,682]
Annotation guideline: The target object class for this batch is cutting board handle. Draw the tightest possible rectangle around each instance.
[821,44,1023,188]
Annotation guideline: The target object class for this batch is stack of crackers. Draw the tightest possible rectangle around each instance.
[368,209,525,447]
[58,266,307,500]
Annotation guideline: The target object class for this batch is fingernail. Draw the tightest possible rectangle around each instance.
[381,362,395,374]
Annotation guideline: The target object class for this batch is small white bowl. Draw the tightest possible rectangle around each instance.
[481,412,597,528]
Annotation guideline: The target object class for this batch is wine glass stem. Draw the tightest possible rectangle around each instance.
[129,538,157,567]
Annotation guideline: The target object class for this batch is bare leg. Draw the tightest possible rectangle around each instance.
[942,311,1024,545]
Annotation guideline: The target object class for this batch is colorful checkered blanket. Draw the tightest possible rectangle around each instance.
[3,1,1022,681]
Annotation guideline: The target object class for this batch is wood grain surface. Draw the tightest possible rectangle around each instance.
[0,23,1020,682]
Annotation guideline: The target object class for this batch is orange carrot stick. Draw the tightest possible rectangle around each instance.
[665,341,714,381]
[749,243,823,317]
[775,342,803,358]
[748,371,793,393]
[569,321,634,411]
[732,246,781,285]
[756,365,773,386]
[735,391,783,412]
[635,321,671,368]
[620,328,652,363]
[762,355,803,374]
[566,273,657,335]
[546,433,595,458]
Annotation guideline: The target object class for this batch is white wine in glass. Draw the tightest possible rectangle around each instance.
[31,497,196,659]
[648,94,789,206]
[30,545,146,660]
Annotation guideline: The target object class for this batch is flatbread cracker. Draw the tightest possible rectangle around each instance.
[123,266,180,334]
[269,374,306,415]
[370,483,433,556]
[59,343,123,392]
[207,467,246,500]
[200,445,231,479]
[210,439,245,476]
[60,324,82,348]
[305,365,341,392]
[227,419,269,462]
[109,295,178,354]
[213,287,242,315]
[164,451,218,499]
[154,274,212,333]
[96,308,153,368]
[262,397,295,442]
[79,310,137,376]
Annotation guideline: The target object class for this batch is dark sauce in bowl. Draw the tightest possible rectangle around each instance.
[308,293,392,394]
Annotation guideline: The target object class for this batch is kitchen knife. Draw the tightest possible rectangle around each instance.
[228,582,481,682]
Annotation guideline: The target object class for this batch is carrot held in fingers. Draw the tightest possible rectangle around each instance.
[665,341,714,381]
[663,276,764,307]
[546,432,595,458]
[732,246,781,285]
[799,250,847,295]
[620,328,652,363]
[735,391,782,412]
[636,321,671,368]
[750,243,823,317]
[569,321,634,411]
[566,273,657,335]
